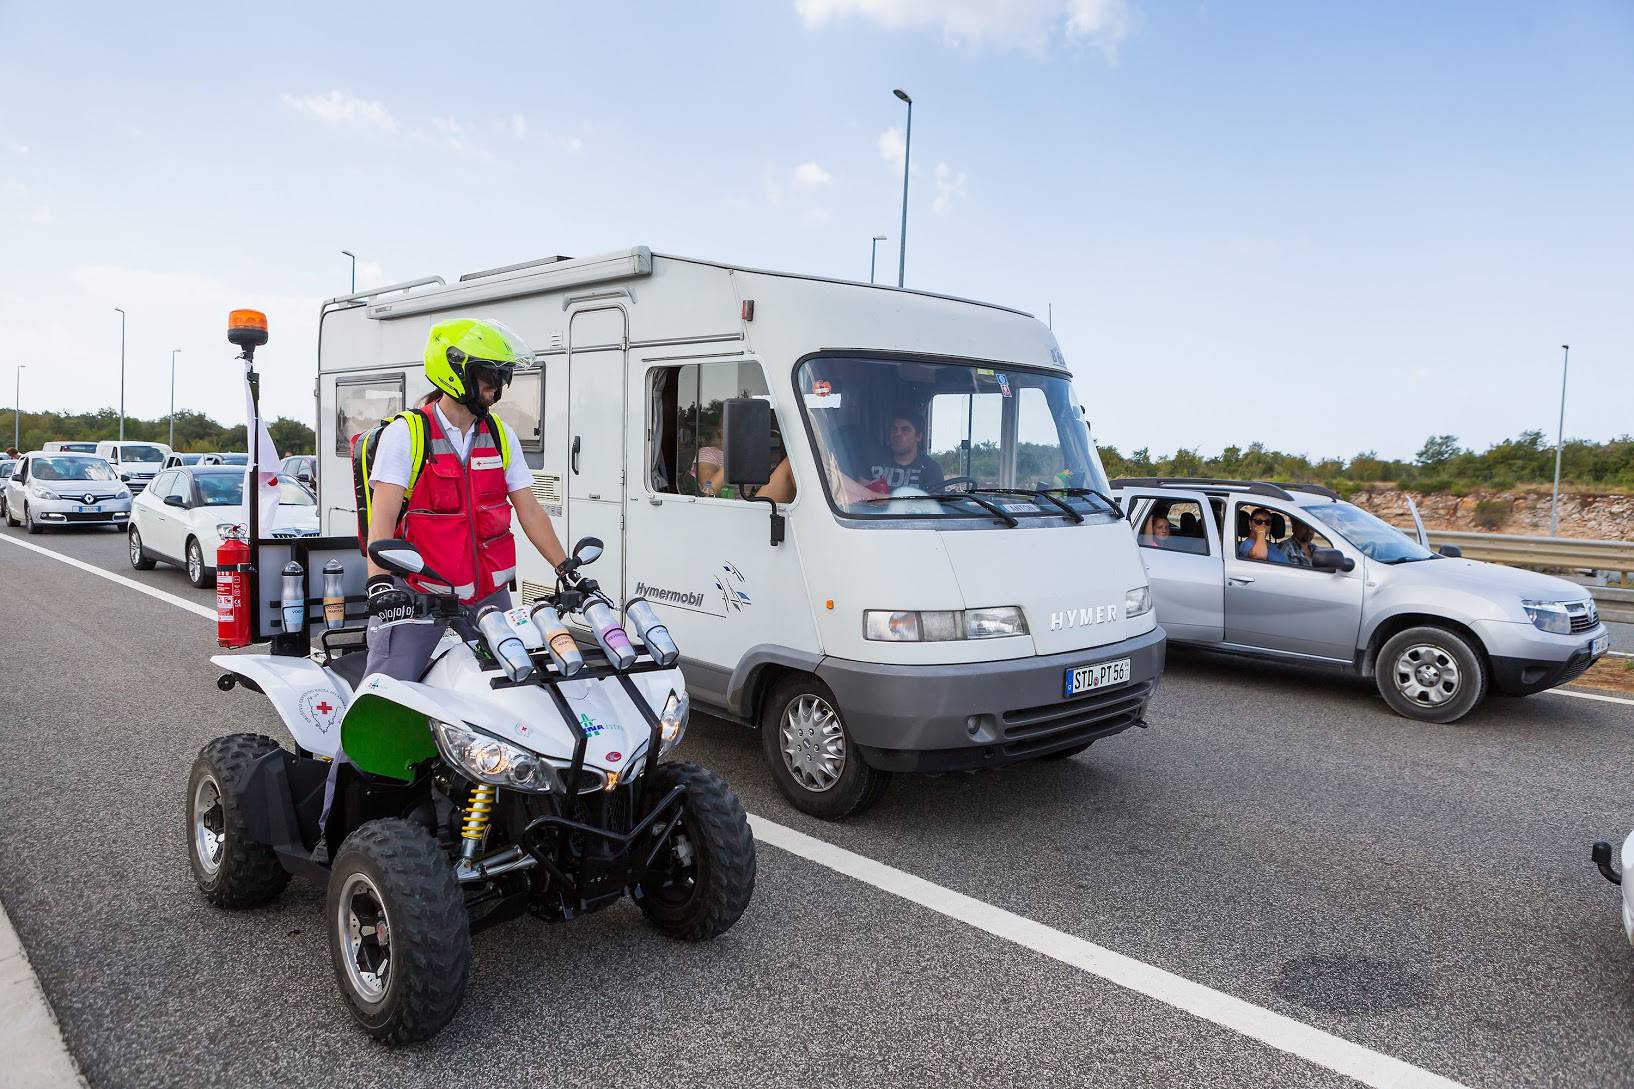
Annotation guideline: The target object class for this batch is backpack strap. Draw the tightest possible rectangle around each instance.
[401,408,431,499]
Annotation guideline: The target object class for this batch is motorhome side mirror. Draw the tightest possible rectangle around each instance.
[1438,544,1462,559]
[163,494,187,508]
[722,398,773,487]
[1311,547,1353,572]
[572,537,604,566]
[368,538,426,577]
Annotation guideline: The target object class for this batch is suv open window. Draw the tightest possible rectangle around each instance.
[1135,498,1210,555]
[1233,503,1333,568]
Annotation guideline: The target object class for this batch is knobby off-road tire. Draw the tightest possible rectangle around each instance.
[128,525,157,570]
[1375,625,1488,724]
[638,761,757,941]
[761,676,891,820]
[326,819,471,1045]
[188,734,292,908]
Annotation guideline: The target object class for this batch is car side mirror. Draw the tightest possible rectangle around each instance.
[721,397,784,548]
[1311,547,1354,573]
[297,471,315,486]
[163,494,187,508]
[1437,544,1462,559]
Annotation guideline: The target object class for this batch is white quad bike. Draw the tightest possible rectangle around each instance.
[191,536,756,1044]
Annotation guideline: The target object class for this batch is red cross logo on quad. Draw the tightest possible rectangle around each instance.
[297,689,343,734]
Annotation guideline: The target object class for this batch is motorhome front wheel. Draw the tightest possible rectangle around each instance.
[761,677,890,820]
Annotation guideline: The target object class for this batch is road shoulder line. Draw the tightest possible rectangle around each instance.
[0,532,216,619]
[0,899,85,1088]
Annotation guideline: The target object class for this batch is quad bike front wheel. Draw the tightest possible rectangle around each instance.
[326,819,471,1045]
[637,761,757,941]
[188,734,292,908]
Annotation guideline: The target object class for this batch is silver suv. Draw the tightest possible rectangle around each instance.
[1112,478,1610,722]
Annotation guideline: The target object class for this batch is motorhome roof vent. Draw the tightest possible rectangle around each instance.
[460,255,574,282]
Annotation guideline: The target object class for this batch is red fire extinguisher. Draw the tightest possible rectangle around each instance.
[216,532,252,648]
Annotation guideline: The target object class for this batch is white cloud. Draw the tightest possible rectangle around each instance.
[281,90,398,132]
[878,127,906,171]
[795,0,1139,55]
[5,141,28,155]
[793,161,834,187]
[559,135,584,155]
[931,162,969,215]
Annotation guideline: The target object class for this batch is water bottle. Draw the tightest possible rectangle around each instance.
[476,606,534,682]
[528,602,584,677]
[583,598,636,670]
[322,559,346,630]
[625,598,679,667]
[280,560,306,633]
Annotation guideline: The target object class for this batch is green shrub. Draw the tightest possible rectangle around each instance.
[1415,477,1451,494]
[1472,499,1509,530]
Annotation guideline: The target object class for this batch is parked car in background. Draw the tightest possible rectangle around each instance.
[93,440,172,494]
[1112,477,1609,723]
[0,459,17,518]
[128,466,319,587]
[279,454,316,487]
[42,441,97,453]
[3,452,131,534]
[163,453,205,469]
[198,452,249,466]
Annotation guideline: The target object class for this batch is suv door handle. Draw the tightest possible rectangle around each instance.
[1227,575,1255,585]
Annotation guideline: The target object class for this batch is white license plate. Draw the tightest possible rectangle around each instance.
[1064,657,1132,697]
[1591,635,1608,657]
[79,504,100,513]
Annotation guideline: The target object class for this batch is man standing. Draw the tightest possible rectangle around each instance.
[364,318,569,681]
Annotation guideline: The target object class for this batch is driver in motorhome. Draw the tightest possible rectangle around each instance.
[830,412,945,505]
[365,318,569,680]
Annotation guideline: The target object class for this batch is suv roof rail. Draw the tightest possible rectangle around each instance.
[1110,477,1296,500]
[1279,481,1341,501]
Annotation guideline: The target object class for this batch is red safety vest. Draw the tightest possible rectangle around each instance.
[398,410,517,604]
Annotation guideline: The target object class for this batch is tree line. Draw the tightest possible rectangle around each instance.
[1,408,316,459]
[1100,431,1634,494]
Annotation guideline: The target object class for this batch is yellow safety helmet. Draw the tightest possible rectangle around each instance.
[423,318,532,416]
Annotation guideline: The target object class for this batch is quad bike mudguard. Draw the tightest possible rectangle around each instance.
[211,653,350,758]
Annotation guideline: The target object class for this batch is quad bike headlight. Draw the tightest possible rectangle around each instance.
[658,690,690,757]
[432,719,560,794]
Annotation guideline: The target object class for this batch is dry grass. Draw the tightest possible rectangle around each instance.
[1570,657,1634,696]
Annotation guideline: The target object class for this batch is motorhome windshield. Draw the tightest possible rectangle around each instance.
[1307,501,1435,564]
[795,355,1112,523]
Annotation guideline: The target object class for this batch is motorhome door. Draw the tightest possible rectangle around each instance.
[566,305,629,602]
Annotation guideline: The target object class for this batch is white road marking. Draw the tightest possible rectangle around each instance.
[0,530,1543,1089]
[0,532,216,620]
[1551,688,1634,707]
[751,816,1469,1089]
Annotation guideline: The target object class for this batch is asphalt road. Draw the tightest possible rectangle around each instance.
[3,522,1633,1088]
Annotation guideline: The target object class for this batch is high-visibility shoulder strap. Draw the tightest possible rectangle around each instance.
[486,413,511,470]
[359,429,377,529]
[402,409,429,498]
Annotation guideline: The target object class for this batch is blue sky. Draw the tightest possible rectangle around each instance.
[2,0,1629,461]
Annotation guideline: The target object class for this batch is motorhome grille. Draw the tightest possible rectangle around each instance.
[531,472,562,509]
[998,681,1153,758]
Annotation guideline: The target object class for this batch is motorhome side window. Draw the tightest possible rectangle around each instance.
[334,374,406,456]
[795,354,1115,522]
[505,366,544,452]
[648,362,788,499]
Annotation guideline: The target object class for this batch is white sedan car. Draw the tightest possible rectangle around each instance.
[3,452,132,533]
[129,465,320,586]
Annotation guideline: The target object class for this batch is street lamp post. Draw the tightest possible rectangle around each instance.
[1550,344,1570,537]
[13,364,24,452]
[114,308,126,443]
[169,348,181,450]
[342,250,357,293]
[892,88,912,288]
[869,235,887,284]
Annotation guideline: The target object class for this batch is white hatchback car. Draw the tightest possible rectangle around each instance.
[3,452,132,533]
[128,465,320,586]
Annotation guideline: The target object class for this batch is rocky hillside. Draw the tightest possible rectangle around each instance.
[1350,486,1634,541]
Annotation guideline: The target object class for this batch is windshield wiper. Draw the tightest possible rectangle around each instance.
[1032,487,1122,517]
[963,487,1085,524]
[856,492,1019,528]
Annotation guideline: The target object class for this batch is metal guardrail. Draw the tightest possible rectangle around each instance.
[1421,529,1634,622]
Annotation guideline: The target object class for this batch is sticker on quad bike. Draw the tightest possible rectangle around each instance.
[297,688,345,733]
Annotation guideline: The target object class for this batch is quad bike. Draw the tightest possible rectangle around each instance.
[191,536,756,1044]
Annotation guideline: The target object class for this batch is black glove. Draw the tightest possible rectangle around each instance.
[367,575,415,625]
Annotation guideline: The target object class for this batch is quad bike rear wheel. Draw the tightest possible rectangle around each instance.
[188,734,292,908]
[637,761,756,941]
[326,819,471,1045]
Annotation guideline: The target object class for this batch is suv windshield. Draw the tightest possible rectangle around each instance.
[796,355,1113,522]
[34,457,118,482]
[1307,501,1435,564]
[121,446,165,463]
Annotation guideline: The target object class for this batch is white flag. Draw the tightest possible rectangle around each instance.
[241,357,281,538]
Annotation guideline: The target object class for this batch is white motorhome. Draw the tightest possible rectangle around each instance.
[316,247,1164,818]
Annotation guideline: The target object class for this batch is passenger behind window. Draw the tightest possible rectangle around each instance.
[1138,503,1173,548]
[1237,507,1292,564]
[829,412,943,507]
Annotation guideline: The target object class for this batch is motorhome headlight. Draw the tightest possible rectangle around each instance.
[1124,587,1153,618]
[658,690,690,756]
[31,484,59,500]
[864,607,1029,641]
[1521,599,1574,635]
[431,719,558,794]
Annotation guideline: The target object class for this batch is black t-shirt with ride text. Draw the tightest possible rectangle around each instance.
[862,451,945,493]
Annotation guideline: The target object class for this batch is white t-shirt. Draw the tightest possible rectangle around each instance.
[370,403,533,494]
